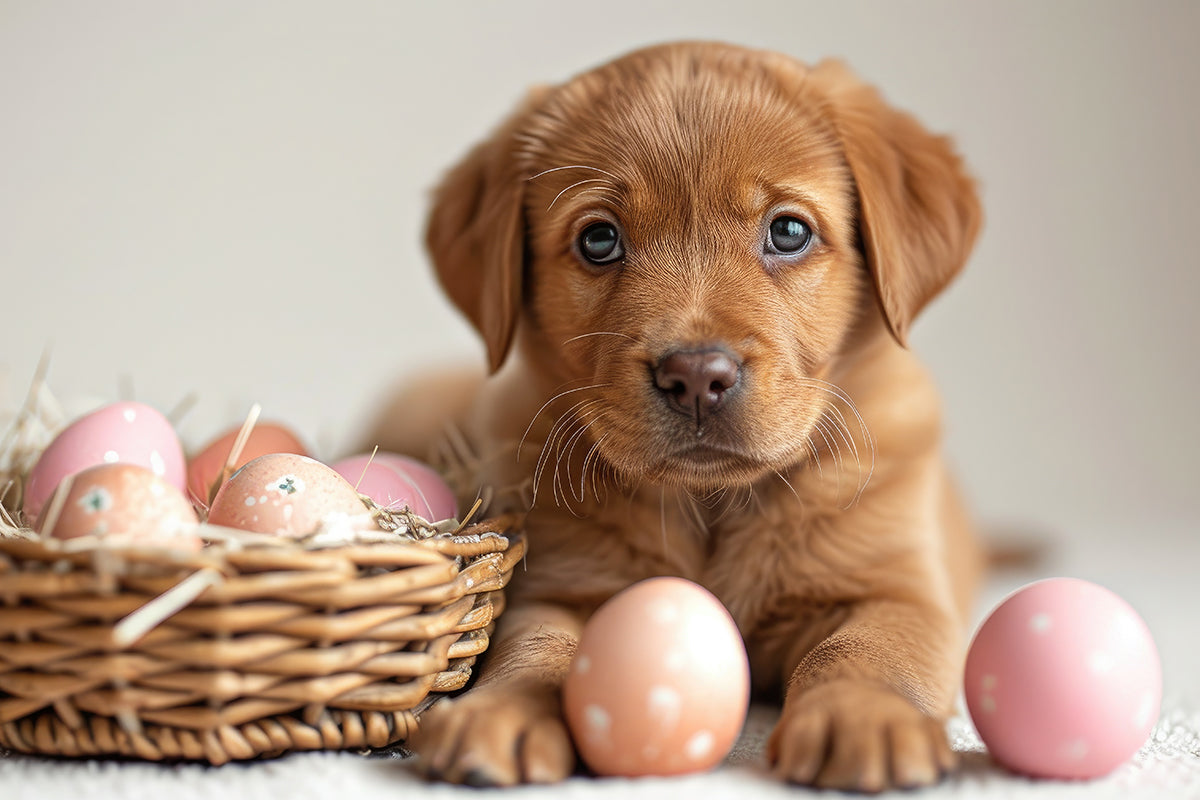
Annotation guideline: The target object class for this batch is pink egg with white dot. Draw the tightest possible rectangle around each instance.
[330,452,457,522]
[563,577,750,777]
[23,401,186,521]
[964,577,1161,780]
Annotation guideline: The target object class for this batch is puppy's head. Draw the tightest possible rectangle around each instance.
[428,42,980,491]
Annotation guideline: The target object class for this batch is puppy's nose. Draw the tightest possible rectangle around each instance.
[653,348,741,419]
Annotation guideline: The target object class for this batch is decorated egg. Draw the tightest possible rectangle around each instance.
[23,401,186,521]
[36,463,201,549]
[187,421,307,505]
[964,577,1161,779]
[330,452,457,521]
[563,577,750,777]
[206,453,372,537]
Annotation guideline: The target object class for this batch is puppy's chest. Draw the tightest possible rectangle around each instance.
[620,484,867,639]
[697,504,855,640]
[517,470,884,639]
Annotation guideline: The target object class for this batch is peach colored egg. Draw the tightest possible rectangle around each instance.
[23,401,186,521]
[187,421,307,505]
[965,577,1161,779]
[330,453,458,521]
[36,463,201,549]
[206,453,372,538]
[563,577,750,777]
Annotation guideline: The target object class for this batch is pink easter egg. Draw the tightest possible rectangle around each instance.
[562,577,750,777]
[206,453,370,538]
[187,420,307,506]
[964,577,1161,780]
[36,463,201,550]
[23,401,186,521]
[330,453,458,522]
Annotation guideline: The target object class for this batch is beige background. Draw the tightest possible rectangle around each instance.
[2,0,1197,541]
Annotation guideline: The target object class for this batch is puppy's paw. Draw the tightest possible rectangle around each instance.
[767,680,956,793]
[409,684,576,786]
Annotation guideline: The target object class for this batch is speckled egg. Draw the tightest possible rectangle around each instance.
[964,577,1161,779]
[23,401,186,521]
[36,462,201,549]
[187,421,307,505]
[205,453,372,538]
[563,577,750,777]
[330,452,457,522]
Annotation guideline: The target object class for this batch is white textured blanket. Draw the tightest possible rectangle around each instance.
[4,524,1198,799]
[3,705,1198,800]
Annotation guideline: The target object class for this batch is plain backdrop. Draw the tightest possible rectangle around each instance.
[2,1,1197,546]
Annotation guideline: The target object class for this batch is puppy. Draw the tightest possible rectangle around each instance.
[377,41,983,792]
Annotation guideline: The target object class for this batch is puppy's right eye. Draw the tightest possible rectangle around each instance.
[578,222,625,266]
[766,216,813,255]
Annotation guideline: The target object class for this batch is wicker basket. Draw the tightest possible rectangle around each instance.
[0,381,524,764]
[0,516,524,764]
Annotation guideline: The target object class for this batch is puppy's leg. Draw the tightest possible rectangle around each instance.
[767,597,960,792]
[411,603,584,786]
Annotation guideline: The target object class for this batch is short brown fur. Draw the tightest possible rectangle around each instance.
[372,41,983,791]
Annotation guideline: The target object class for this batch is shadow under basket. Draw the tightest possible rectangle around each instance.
[0,515,525,764]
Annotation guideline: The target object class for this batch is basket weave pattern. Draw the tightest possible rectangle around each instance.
[0,517,525,764]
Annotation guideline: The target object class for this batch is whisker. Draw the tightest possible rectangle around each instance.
[531,409,574,507]
[590,448,606,503]
[573,187,623,205]
[813,418,843,472]
[798,376,877,505]
[801,378,875,460]
[527,164,623,183]
[774,469,802,506]
[736,488,749,516]
[819,408,856,474]
[803,434,824,477]
[572,422,606,508]
[704,488,729,525]
[677,489,706,534]
[546,417,581,511]
[724,489,753,525]
[709,485,746,527]
[810,418,843,499]
[820,405,867,510]
[581,433,607,504]
[534,411,581,506]
[751,484,769,515]
[518,382,608,460]
[547,178,610,211]
[562,331,640,346]
[822,401,868,487]
[539,397,605,513]
[822,403,859,460]
[734,483,756,517]
[559,407,603,506]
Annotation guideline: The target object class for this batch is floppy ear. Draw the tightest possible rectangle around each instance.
[426,90,546,373]
[812,60,982,344]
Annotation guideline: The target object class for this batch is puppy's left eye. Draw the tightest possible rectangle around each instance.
[766,216,813,255]
[578,221,625,266]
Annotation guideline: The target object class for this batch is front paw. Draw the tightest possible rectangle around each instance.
[409,683,576,786]
[767,680,956,792]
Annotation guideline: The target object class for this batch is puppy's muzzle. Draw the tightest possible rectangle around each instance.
[652,347,741,424]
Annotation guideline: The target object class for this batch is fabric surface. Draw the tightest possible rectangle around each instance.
[3,522,1198,799]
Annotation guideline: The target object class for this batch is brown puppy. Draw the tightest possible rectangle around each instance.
[378,41,983,792]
